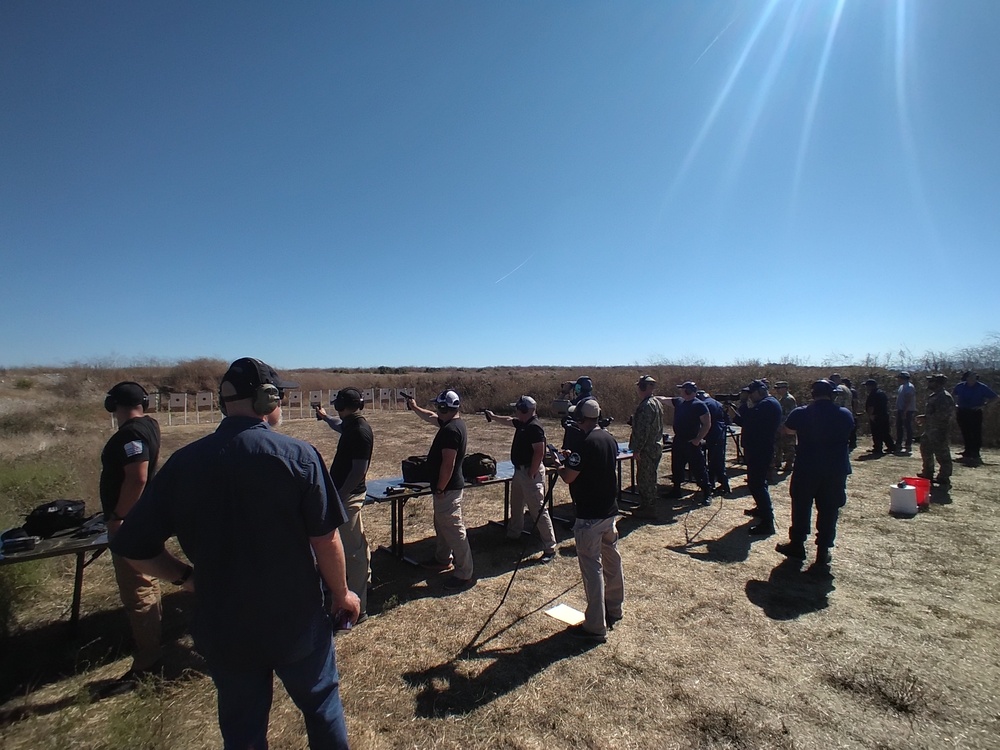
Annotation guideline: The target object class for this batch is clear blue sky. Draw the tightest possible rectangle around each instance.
[3,1,998,369]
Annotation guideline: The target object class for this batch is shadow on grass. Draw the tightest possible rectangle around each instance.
[744,559,835,620]
[0,589,204,722]
[402,630,598,718]
[666,522,752,564]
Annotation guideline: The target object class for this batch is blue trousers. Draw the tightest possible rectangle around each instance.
[209,629,349,750]
[788,471,847,550]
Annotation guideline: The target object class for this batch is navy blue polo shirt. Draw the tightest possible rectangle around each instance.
[673,398,709,441]
[785,400,854,477]
[111,416,347,668]
[735,396,783,457]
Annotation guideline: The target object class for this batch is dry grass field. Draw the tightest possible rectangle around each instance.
[1,366,999,749]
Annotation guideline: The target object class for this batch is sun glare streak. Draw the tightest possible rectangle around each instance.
[718,0,802,198]
[893,0,939,244]
[790,0,846,205]
[657,0,781,217]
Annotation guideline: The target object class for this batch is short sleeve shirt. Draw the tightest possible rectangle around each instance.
[511,416,545,467]
[566,427,619,519]
[673,399,709,441]
[428,417,467,491]
[100,415,161,517]
[330,414,373,496]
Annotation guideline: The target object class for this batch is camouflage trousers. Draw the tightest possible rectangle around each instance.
[635,446,662,509]
[774,433,796,469]
[920,432,952,481]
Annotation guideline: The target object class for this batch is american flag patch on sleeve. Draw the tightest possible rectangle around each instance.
[124,440,145,458]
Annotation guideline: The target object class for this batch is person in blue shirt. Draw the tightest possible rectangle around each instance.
[112,358,359,750]
[730,380,783,536]
[667,381,712,505]
[952,371,998,466]
[697,390,730,495]
[776,379,855,575]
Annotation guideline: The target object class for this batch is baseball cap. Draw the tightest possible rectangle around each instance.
[105,382,148,410]
[811,379,836,397]
[897,371,910,379]
[747,379,768,392]
[863,378,878,386]
[775,381,788,388]
[926,373,947,384]
[636,375,656,387]
[571,399,600,419]
[334,387,364,408]
[676,381,697,391]
[433,389,461,408]
[220,357,298,400]
[514,395,537,412]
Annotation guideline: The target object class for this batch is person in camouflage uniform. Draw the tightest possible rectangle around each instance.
[918,373,955,489]
[628,375,663,518]
[773,381,797,472]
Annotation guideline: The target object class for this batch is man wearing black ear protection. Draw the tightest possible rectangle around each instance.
[316,387,374,624]
[100,381,162,688]
[112,357,360,749]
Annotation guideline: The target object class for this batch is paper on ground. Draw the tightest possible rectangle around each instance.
[545,603,585,625]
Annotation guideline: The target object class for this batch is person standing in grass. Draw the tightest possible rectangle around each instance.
[863,378,896,456]
[316,387,374,624]
[100,381,162,689]
[918,373,955,489]
[484,395,558,563]
[773,381,797,472]
[628,375,663,519]
[697,389,730,496]
[667,381,713,505]
[112,358,359,749]
[402,389,475,591]
[894,371,917,455]
[553,398,623,642]
[730,379,783,537]
[776,379,854,575]
[952,371,997,467]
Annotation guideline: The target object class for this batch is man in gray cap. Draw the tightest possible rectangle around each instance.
[918,374,955,489]
[484,396,558,563]
[894,372,917,454]
[628,375,664,518]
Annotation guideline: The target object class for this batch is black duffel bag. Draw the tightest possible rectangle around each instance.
[401,455,433,484]
[23,499,87,538]
[462,452,497,480]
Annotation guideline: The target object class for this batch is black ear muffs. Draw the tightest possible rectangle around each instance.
[104,395,117,413]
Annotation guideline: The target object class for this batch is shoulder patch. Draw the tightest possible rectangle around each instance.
[123,440,145,458]
[567,452,582,468]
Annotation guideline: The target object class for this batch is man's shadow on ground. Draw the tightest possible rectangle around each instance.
[666,520,753,564]
[745,559,834,620]
[0,590,205,722]
[402,629,598,718]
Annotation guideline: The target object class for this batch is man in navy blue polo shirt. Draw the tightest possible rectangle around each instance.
[731,380,783,536]
[667,381,712,505]
[112,358,359,750]
[776,380,854,575]
[953,371,998,466]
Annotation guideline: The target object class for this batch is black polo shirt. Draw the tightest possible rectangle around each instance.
[566,427,619,520]
[428,417,467,491]
[673,398,708,441]
[330,414,373,496]
[511,416,545,467]
[100,415,161,517]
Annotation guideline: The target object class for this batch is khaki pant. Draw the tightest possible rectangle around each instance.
[339,490,371,615]
[573,516,624,636]
[112,553,162,671]
[433,489,474,580]
[507,467,557,553]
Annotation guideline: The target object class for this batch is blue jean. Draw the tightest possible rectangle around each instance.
[209,629,349,750]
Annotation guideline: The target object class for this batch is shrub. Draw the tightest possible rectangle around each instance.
[14,378,34,390]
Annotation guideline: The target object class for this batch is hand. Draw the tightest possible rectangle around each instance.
[402,394,415,410]
[689,438,703,447]
[330,590,362,625]
[315,406,327,420]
